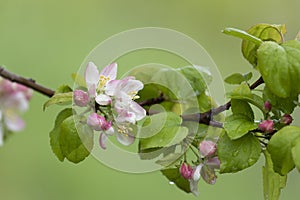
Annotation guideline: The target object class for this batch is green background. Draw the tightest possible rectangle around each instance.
[0,0,299,199]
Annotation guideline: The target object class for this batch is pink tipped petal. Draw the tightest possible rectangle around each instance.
[122,79,144,95]
[116,133,135,146]
[206,157,221,169]
[130,101,146,121]
[84,62,100,90]
[99,133,108,149]
[105,126,114,136]
[105,79,121,96]
[189,179,199,196]
[73,90,89,107]
[4,113,25,132]
[100,63,117,80]
[95,94,112,105]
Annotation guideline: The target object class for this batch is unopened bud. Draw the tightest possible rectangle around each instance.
[87,113,107,131]
[199,140,217,157]
[281,114,293,125]
[258,120,274,133]
[179,163,193,180]
[74,90,89,107]
[264,101,272,112]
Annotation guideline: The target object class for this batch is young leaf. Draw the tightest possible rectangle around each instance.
[224,114,257,140]
[161,168,191,193]
[257,40,300,98]
[263,150,287,200]
[43,92,73,110]
[224,72,252,85]
[229,83,264,112]
[218,132,261,173]
[55,84,73,93]
[43,84,73,110]
[267,126,300,175]
[242,23,286,67]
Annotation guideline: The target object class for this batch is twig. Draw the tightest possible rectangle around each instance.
[0,66,55,97]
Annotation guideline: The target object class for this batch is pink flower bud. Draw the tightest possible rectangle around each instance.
[264,101,272,112]
[199,140,217,157]
[179,163,193,179]
[281,114,293,125]
[258,120,274,133]
[87,113,107,131]
[73,90,89,107]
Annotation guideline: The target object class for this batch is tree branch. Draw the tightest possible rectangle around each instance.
[181,76,264,126]
[0,66,55,98]
[0,66,265,128]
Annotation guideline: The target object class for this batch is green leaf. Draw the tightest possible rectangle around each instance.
[43,92,73,110]
[267,126,300,175]
[231,99,254,120]
[291,137,300,172]
[218,132,261,173]
[161,168,191,193]
[229,83,264,112]
[222,27,263,46]
[50,108,74,161]
[50,109,93,163]
[257,40,300,98]
[263,86,298,114]
[177,65,211,96]
[139,112,188,150]
[224,72,253,85]
[263,150,287,200]
[156,153,183,167]
[55,84,73,93]
[60,116,93,163]
[224,114,257,140]
[242,23,286,67]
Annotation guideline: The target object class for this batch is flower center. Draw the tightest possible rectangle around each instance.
[98,75,110,89]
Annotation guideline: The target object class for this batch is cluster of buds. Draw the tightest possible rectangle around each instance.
[258,101,293,134]
[73,62,146,149]
[179,140,220,196]
[0,78,33,146]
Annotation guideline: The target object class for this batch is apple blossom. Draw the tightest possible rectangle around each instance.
[258,119,274,133]
[0,78,32,146]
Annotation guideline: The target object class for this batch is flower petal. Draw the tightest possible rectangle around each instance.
[189,179,199,196]
[100,63,117,80]
[122,79,144,96]
[4,112,25,132]
[200,165,217,185]
[105,79,120,96]
[84,62,100,90]
[206,157,220,169]
[95,94,112,105]
[99,133,108,149]
[192,164,202,181]
[116,132,135,146]
[130,101,146,121]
